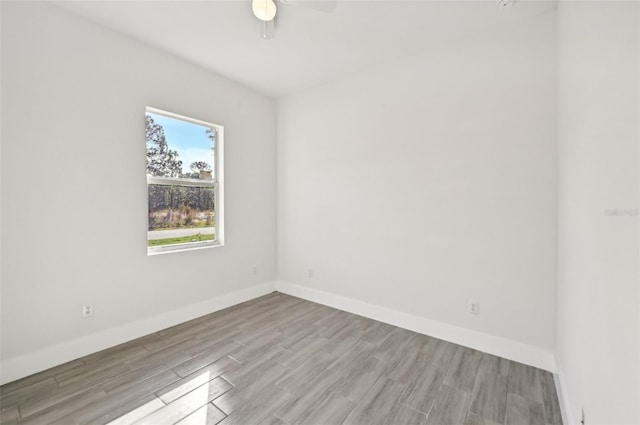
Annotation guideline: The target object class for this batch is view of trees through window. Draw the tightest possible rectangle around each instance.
[146,109,218,249]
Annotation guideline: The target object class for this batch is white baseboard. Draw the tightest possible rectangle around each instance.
[276,281,558,373]
[0,281,277,385]
[2,280,561,387]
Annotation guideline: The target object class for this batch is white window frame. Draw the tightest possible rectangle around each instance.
[146,107,224,255]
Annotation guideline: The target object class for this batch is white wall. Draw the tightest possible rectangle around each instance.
[557,1,639,424]
[277,10,558,366]
[0,2,277,383]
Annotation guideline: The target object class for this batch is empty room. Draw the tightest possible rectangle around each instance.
[0,0,638,424]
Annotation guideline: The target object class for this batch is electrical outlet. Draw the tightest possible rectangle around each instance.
[468,300,479,315]
[307,268,314,278]
[82,304,94,318]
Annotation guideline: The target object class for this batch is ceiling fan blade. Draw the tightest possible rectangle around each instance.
[260,19,275,39]
[283,0,337,13]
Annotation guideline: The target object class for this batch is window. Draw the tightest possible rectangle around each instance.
[146,107,223,255]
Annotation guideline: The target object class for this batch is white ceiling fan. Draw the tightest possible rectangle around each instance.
[251,0,337,39]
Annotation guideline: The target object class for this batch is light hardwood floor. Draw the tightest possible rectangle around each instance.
[0,292,563,425]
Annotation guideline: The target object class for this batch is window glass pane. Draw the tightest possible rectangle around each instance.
[146,112,215,179]
[147,184,215,247]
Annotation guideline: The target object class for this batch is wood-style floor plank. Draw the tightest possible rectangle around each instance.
[383,402,426,425]
[0,378,59,409]
[505,393,545,425]
[327,340,377,377]
[465,411,503,425]
[426,338,458,369]
[173,403,226,425]
[387,334,435,384]
[133,377,232,425]
[257,416,285,425]
[478,353,511,377]
[102,396,164,425]
[0,292,563,425]
[53,370,179,424]
[295,391,356,425]
[469,369,508,424]
[425,384,471,425]
[373,328,415,374]
[276,334,331,369]
[222,347,288,389]
[507,362,544,404]
[101,362,175,395]
[19,387,109,425]
[171,342,242,378]
[274,371,343,424]
[398,362,447,414]
[359,320,395,346]
[273,351,336,395]
[342,377,406,425]
[214,364,288,416]
[334,355,388,403]
[538,371,563,425]
[0,405,20,425]
[444,346,483,392]
[0,360,84,398]
[215,384,290,425]
[82,343,149,368]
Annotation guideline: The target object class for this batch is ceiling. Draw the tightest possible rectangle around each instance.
[55,0,556,98]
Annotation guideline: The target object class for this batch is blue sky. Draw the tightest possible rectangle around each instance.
[147,111,214,174]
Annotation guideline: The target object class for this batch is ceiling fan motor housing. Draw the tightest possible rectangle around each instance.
[252,0,277,21]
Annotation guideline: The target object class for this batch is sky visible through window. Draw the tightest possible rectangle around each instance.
[146,112,214,175]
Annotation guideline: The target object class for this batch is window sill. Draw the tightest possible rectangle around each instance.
[147,240,223,256]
